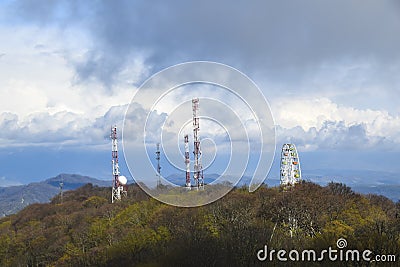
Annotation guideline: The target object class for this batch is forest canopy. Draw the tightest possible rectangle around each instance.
[0,182,399,266]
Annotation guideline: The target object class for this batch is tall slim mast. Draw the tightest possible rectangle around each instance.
[156,143,161,188]
[111,126,127,203]
[192,98,204,189]
[184,134,191,188]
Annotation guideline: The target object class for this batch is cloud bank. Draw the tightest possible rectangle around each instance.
[1,0,400,153]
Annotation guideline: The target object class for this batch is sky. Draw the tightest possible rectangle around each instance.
[1,0,400,186]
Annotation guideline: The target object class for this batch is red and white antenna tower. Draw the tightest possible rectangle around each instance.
[184,134,191,189]
[111,126,127,203]
[192,98,204,189]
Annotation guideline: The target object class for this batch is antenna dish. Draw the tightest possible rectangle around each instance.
[118,175,127,185]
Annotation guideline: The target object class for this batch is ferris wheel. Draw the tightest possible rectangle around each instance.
[280,143,302,186]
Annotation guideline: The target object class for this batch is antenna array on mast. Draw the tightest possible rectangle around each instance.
[111,126,127,203]
[192,98,204,190]
[184,134,191,189]
[156,143,161,188]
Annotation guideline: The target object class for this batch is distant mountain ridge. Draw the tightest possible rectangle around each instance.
[0,174,110,216]
[2,170,399,217]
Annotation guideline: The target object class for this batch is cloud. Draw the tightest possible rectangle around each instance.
[0,101,182,150]
[8,0,400,87]
[273,97,400,150]
[2,0,400,155]
[273,97,400,133]
[0,111,89,145]
[2,95,397,153]
[0,22,147,119]
[277,121,392,151]
[0,105,135,147]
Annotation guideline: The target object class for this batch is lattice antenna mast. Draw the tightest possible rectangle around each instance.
[156,143,161,188]
[192,98,204,189]
[111,126,127,203]
[184,134,191,189]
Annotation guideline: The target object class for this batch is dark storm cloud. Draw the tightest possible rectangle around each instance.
[10,0,400,87]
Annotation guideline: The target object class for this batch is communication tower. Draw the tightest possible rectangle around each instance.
[184,134,191,188]
[156,143,162,187]
[280,143,302,187]
[111,126,127,203]
[192,98,204,189]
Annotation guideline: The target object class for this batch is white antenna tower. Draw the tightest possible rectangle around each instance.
[111,126,127,203]
[192,98,204,190]
[184,134,191,189]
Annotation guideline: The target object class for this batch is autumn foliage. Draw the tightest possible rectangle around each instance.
[0,182,399,266]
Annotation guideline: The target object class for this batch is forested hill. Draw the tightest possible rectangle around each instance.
[0,182,399,266]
